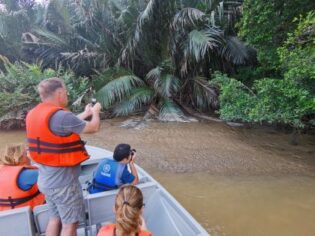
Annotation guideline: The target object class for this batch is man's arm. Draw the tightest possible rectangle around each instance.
[129,155,139,185]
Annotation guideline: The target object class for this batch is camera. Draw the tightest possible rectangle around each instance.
[91,98,97,106]
[130,149,136,156]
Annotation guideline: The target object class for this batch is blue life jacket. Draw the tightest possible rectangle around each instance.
[88,158,126,193]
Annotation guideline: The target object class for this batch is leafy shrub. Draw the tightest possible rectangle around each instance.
[0,61,88,117]
[213,72,314,128]
[211,72,255,122]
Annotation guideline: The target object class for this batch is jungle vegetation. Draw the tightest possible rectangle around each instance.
[0,0,314,130]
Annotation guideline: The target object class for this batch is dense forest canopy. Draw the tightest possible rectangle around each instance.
[0,0,314,130]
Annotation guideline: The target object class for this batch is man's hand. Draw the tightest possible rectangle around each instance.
[84,103,93,117]
[92,102,101,114]
[77,103,93,120]
[129,151,139,185]
[130,152,137,164]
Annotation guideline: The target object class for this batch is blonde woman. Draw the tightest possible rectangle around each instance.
[0,143,45,211]
[97,185,152,236]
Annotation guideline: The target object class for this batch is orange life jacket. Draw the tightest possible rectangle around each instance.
[0,165,45,211]
[97,224,152,236]
[26,102,89,167]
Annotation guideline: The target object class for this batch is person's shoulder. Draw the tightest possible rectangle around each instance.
[50,110,69,124]
[100,158,113,163]
[51,110,78,120]
[139,229,152,236]
[51,109,68,117]
[97,224,115,236]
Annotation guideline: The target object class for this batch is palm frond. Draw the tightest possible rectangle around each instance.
[158,97,185,120]
[220,36,250,65]
[92,66,134,89]
[172,7,205,31]
[96,75,145,108]
[32,28,69,48]
[191,76,218,110]
[185,27,222,62]
[145,66,162,84]
[113,87,155,116]
[154,74,181,97]
[145,62,180,97]
[139,0,155,26]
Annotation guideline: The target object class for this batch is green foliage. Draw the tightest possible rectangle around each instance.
[214,9,315,128]
[96,75,145,109]
[159,97,184,119]
[238,0,315,77]
[251,79,314,128]
[0,62,50,116]
[278,11,315,93]
[0,0,40,63]
[113,87,154,116]
[0,61,87,117]
[92,67,134,90]
[211,72,255,121]
[213,71,315,128]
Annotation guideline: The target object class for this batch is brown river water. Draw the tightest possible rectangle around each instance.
[1,118,314,236]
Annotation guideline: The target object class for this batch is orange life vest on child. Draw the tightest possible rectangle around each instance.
[26,102,89,167]
[97,224,152,236]
[0,165,45,211]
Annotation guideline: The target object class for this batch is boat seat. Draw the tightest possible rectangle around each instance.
[0,206,35,236]
[33,204,88,236]
[85,182,157,235]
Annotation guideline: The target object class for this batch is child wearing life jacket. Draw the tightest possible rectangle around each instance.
[97,185,151,236]
[0,143,45,211]
[88,143,139,193]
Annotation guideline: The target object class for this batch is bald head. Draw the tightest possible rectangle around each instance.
[38,77,65,101]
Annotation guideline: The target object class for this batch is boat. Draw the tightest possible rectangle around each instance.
[0,145,209,236]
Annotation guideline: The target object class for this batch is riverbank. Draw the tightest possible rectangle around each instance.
[81,117,315,177]
[0,118,314,176]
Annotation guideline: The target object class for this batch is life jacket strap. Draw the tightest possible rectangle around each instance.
[28,146,86,154]
[0,190,41,208]
[27,138,86,148]
[92,179,118,191]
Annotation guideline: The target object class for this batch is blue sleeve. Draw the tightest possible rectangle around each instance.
[18,169,39,191]
[121,166,135,184]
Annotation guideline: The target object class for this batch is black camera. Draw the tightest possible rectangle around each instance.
[91,98,97,106]
[130,149,136,156]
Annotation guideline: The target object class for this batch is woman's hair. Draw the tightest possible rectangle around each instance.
[0,143,27,165]
[115,185,144,235]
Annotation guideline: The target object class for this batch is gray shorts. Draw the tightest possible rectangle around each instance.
[41,180,85,225]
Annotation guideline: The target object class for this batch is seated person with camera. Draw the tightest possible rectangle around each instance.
[88,144,139,193]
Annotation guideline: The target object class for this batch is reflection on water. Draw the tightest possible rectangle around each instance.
[0,121,315,236]
[150,171,315,236]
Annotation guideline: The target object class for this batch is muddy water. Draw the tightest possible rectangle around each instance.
[151,172,315,236]
[1,118,315,236]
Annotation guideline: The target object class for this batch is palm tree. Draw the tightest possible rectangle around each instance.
[95,0,252,120]
[20,0,253,120]
[0,0,39,65]
[22,0,146,75]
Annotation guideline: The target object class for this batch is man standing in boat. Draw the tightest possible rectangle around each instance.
[26,77,101,236]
